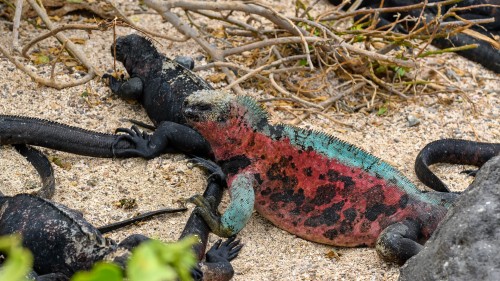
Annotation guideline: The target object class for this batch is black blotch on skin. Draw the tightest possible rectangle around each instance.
[323,229,339,240]
[303,167,313,177]
[310,184,336,206]
[388,178,398,186]
[282,176,299,191]
[339,221,353,234]
[399,194,409,209]
[365,203,397,221]
[289,207,301,216]
[343,208,357,222]
[304,201,345,227]
[254,173,264,185]
[220,155,251,175]
[270,187,305,207]
[326,170,356,197]
[260,187,271,196]
[301,204,315,213]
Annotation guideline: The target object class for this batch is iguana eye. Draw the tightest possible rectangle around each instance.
[196,103,212,111]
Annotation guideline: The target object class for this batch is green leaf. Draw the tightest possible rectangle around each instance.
[66,0,84,3]
[394,66,406,78]
[353,35,366,43]
[377,106,388,116]
[71,263,123,281]
[375,65,387,74]
[0,235,33,281]
[127,236,198,281]
[299,59,308,66]
[32,54,50,65]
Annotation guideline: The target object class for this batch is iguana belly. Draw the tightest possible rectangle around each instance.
[231,145,432,247]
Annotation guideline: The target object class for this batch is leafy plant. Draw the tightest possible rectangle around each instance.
[0,235,198,281]
[126,236,198,281]
[0,235,33,281]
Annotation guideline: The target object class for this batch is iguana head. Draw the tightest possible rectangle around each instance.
[111,34,159,69]
[183,90,268,127]
[183,90,234,124]
[183,89,269,160]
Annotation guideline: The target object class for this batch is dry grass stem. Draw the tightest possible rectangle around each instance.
[0,0,493,120]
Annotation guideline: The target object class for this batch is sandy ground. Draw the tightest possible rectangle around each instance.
[0,1,499,280]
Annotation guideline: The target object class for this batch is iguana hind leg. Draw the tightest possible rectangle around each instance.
[375,220,423,265]
[189,173,255,237]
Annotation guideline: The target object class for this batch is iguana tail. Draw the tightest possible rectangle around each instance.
[415,139,500,192]
[0,115,134,157]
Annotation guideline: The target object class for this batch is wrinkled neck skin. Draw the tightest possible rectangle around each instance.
[188,102,257,164]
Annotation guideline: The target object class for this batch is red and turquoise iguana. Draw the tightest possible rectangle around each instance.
[115,90,497,264]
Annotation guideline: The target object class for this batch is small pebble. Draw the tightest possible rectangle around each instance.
[407,114,420,127]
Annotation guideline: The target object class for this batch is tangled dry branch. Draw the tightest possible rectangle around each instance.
[0,0,495,119]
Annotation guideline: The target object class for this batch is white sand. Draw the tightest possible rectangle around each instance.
[0,1,498,280]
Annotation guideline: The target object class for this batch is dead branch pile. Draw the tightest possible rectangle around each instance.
[0,0,496,121]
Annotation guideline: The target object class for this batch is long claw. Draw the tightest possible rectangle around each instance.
[189,156,226,183]
[115,127,136,135]
[131,125,141,135]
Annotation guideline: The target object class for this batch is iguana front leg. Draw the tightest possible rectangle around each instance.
[375,219,423,265]
[103,74,144,100]
[112,122,213,159]
[103,55,194,100]
[189,173,255,237]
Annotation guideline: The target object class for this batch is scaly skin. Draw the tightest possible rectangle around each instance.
[0,114,212,159]
[327,0,500,73]
[176,90,461,264]
[104,34,213,126]
[8,144,55,199]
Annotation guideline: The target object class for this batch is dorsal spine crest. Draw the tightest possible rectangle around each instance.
[227,96,443,207]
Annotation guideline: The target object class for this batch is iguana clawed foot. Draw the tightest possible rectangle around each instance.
[188,195,232,238]
[189,156,226,184]
[206,236,243,263]
[461,169,478,177]
[191,236,243,281]
[112,125,162,159]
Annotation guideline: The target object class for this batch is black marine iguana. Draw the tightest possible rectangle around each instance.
[103,34,213,126]
[0,158,240,281]
[102,34,215,158]
[327,0,500,73]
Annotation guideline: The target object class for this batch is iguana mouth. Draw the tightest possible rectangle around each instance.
[183,107,201,122]
[183,101,213,122]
